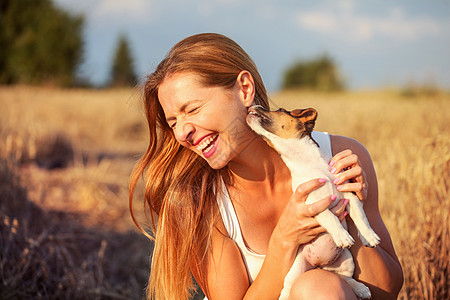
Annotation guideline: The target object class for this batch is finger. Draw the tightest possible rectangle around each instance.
[337,182,364,192]
[333,165,363,185]
[330,153,359,175]
[339,211,349,223]
[293,178,328,202]
[329,198,349,223]
[336,182,367,200]
[330,198,349,216]
[303,194,336,217]
[297,225,328,245]
[308,226,328,238]
[329,149,353,167]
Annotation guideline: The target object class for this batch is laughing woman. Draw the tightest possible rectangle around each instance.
[129,33,403,300]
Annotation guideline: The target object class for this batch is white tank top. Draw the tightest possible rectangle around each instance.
[217,131,332,283]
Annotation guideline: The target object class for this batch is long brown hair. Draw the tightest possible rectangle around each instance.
[129,33,269,299]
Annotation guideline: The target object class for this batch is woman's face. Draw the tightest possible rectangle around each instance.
[158,72,255,169]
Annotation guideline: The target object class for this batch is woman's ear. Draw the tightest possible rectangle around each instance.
[235,70,255,108]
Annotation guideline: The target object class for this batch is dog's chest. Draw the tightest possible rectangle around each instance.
[277,140,337,204]
[282,149,332,184]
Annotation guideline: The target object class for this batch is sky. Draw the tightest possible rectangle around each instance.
[54,0,450,91]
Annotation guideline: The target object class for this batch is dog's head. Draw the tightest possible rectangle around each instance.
[246,106,317,141]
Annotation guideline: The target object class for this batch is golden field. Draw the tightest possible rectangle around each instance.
[0,86,449,299]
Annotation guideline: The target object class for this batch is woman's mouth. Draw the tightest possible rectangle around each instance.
[196,133,219,158]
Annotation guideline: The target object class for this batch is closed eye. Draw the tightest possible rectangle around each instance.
[168,121,176,129]
[188,107,199,114]
[166,100,203,130]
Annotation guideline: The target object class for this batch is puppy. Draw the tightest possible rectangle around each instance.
[246,106,380,299]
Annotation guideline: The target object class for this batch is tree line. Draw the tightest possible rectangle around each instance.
[0,0,343,90]
[283,55,345,92]
[0,0,137,88]
[0,0,84,86]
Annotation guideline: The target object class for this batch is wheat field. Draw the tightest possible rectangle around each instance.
[1,86,449,299]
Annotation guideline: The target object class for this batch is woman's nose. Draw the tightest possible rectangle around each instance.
[174,120,195,144]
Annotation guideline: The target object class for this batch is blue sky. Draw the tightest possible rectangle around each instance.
[54,0,450,91]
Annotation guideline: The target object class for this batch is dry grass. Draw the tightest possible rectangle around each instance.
[1,158,150,299]
[0,86,152,299]
[1,86,449,299]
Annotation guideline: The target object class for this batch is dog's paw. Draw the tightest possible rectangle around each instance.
[332,230,355,248]
[359,229,381,248]
[352,281,372,299]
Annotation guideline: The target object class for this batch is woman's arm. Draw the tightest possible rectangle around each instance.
[330,135,404,299]
[203,226,249,299]
[203,223,294,300]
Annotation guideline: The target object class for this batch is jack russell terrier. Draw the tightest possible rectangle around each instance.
[246,105,380,299]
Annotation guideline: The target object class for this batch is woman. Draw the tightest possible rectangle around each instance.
[129,33,403,300]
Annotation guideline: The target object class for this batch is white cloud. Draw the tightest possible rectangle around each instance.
[54,0,155,24]
[296,3,441,42]
[94,0,154,22]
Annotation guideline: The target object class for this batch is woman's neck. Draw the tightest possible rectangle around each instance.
[227,135,291,196]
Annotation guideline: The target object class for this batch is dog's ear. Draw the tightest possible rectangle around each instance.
[291,108,317,133]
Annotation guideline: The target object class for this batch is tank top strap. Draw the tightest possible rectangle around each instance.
[217,183,241,242]
[217,181,265,283]
[311,131,332,158]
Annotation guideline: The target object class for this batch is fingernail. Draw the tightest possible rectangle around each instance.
[333,177,340,184]
[330,167,337,174]
[344,198,349,205]
[319,178,327,183]
[329,160,335,167]
[344,211,348,217]
[336,185,343,191]
[331,195,337,201]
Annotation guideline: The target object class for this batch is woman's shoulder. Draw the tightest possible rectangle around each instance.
[330,134,378,209]
[204,224,249,299]
[329,134,371,161]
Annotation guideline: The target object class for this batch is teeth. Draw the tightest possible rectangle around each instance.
[204,141,215,152]
[196,134,218,152]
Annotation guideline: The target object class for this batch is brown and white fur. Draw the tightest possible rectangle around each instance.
[246,106,380,299]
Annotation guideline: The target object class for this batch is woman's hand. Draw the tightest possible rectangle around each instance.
[329,149,368,201]
[273,178,348,249]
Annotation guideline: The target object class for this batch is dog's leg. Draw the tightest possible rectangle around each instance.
[279,249,312,300]
[322,249,372,299]
[344,193,380,247]
[315,209,354,248]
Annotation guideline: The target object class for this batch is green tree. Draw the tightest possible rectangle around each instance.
[109,34,137,87]
[0,0,84,86]
[282,55,345,92]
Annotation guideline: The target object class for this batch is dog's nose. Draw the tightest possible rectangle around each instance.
[248,105,266,113]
